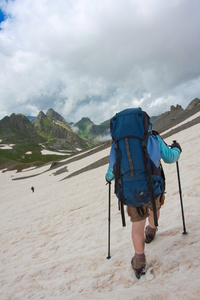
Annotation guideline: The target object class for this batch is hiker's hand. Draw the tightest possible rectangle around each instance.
[171,141,182,153]
[105,176,111,184]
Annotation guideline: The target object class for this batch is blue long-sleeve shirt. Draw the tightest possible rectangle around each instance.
[106,134,181,181]
[157,135,180,163]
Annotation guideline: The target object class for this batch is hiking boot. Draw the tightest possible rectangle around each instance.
[131,254,146,279]
[145,225,157,243]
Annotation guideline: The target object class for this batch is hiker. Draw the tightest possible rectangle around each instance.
[31,186,35,193]
[105,108,182,278]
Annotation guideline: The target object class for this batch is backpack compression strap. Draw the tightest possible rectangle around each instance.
[125,138,134,177]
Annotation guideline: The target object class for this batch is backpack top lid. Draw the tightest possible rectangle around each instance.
[110,108,150,141]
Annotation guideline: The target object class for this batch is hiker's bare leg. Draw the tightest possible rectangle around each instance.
[148,209,160,228]
[132,219,146,254]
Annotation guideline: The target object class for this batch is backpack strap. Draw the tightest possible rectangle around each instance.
[160,162,165,190]
[114,142,126,227]
[119,198,126,227]
[114,142,120,195]
[141,140,158,227]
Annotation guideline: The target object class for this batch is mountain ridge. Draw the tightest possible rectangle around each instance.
[152,98,200,133]
[0,109,96,171]
[0,98,199,172]
[25,97,200,140]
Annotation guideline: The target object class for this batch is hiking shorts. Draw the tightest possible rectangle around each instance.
[127,196,161,222]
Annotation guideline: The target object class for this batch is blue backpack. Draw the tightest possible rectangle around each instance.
[110,108,164,226]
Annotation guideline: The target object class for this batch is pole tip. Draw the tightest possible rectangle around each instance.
[182,231,188,235]
[107,255,111,259]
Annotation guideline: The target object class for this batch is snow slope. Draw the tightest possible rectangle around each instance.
[0,123,200,299]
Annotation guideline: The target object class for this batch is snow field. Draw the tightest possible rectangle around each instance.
[0,123,200,299]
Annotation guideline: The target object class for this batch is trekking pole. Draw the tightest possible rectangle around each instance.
[172,140,187,235]
[106,181,111,259]
[176,160,187,235]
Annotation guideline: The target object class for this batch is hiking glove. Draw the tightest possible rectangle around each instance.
[171,141,182,153]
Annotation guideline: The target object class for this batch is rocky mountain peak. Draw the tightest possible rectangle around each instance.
[152,98,200,133]
[170,104,183,112]
[46,108,66,122]
[185,98,200,110]
[0,113,44,143]
[76,117,93,125]
[33,111,46,128]
[1,113,30,130]
[37,111,46,119]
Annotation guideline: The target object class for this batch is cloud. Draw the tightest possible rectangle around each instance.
[94,133,110,143]
[0,0,200,124]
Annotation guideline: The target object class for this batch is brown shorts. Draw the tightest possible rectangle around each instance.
[127,196,161,222]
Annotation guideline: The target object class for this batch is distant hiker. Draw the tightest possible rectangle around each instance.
[31,186,35,193]
[105,108,182,279]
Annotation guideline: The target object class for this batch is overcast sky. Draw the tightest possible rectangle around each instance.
[0,0,200,124]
